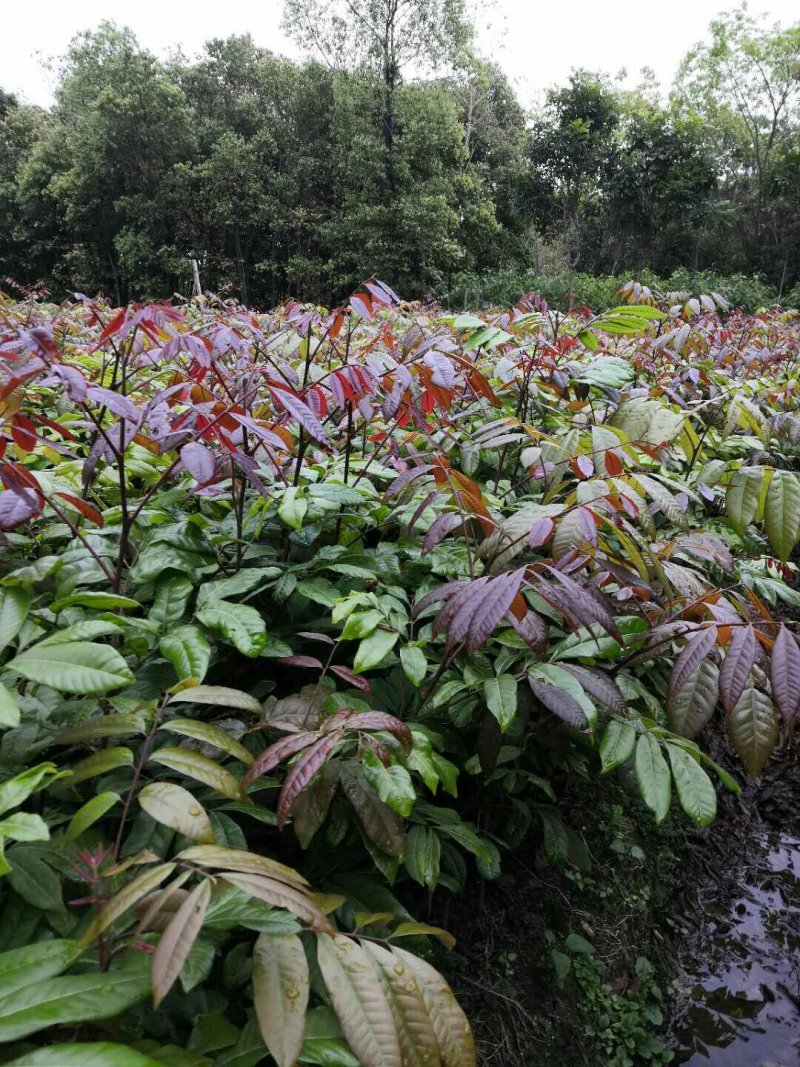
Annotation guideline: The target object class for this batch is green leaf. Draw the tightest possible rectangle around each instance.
[49,592,141,613]
[64,792,121,843]
[725,467,764,536]
[160,624,211,682]
[215,1019,267,1067]
[634,732,671,823]
[55,713,145,745]
[404,825,441,890]
[68,747,134,787]
[149,748,242,801]
[7,848,64,910]
[195,601,267,658]
[0,940,84,999]
[579,355,634,389]
[341,610,382,641]
[484,674,518,732]
[0,683,20,729]
[6,1044,161,1066]
[362,757,415,817]
[666,745,717,826]
[353,630,398,673]
[8,641,134,695]
[37,620,123,646]
[180,938,215,993]
[0,587,31,654]
[160,719,253,765]
[278,487,308,530]
[168,685,263,715]
[599,720,637,773]
[399,647,427,687]
[728,686,778,776]
[150,573,194,631]
[764,469,800,562]
[0,763,63,817]
[197,568,281,608]
[296,578,339,608]
[0,952,151,1042]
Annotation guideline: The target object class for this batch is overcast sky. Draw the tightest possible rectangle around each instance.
[1,0,797,109]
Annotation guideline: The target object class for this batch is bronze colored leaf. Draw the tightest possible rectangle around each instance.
[317,933,402,1067]
[152,878,212,1007]
[392,946,476,1067]
[252,933,309,1067]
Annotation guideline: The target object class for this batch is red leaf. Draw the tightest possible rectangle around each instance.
[561,664,624,712]
[770,625,800,724]
[296,631,336,646]
[54,492,105,526]
[279,655,323,669]
[719,625,756,715]
[329,665,371,692]
[340,711,412,751]
[11,415,37,452]
[463,569,526,652]
[349,292,374,320]
[605,449,623,477]
[242,731,317,790]
[540,567,622,643]
[98,308,126,346]
[278,734,341,827]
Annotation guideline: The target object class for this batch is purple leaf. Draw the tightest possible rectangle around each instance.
[560,664,624,713]
[465,569,525,651]
[529,517,555,548]
[242,731,317,790]
[384,465,433,500]
[271,388,329,445]
[180,441,215,485]
[85,386,138,422]
[0,488,42,530]
[329,665,371,692]
[422,512,462,554]
[719,626,755,718]
[528,676,587,728]
[770,625,800,724]
[278,734,341,827]
[669,625,717,700]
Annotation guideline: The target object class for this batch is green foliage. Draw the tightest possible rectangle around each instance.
[0,274,797,1062]
[1,7,799,304]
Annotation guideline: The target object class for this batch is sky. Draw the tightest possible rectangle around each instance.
[1,0,797,109]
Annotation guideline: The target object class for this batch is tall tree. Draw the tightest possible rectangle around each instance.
[283,0,471,191]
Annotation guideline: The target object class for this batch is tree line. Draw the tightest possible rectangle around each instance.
[0,1,797,307]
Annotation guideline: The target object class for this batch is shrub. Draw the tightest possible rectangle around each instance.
[0,278,797,1061]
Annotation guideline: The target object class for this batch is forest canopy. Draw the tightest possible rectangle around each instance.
[0,3,798,306]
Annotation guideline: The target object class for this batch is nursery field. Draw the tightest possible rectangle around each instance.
[0,278,798,1065]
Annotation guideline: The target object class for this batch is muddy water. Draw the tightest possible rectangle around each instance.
[673,832,800,1065]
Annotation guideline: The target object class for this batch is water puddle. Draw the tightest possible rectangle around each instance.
[672,832,800,1065]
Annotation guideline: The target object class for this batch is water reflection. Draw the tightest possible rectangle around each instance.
[674,834,799,1065]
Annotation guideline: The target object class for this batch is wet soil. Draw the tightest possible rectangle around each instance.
[670,830,800,1065]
